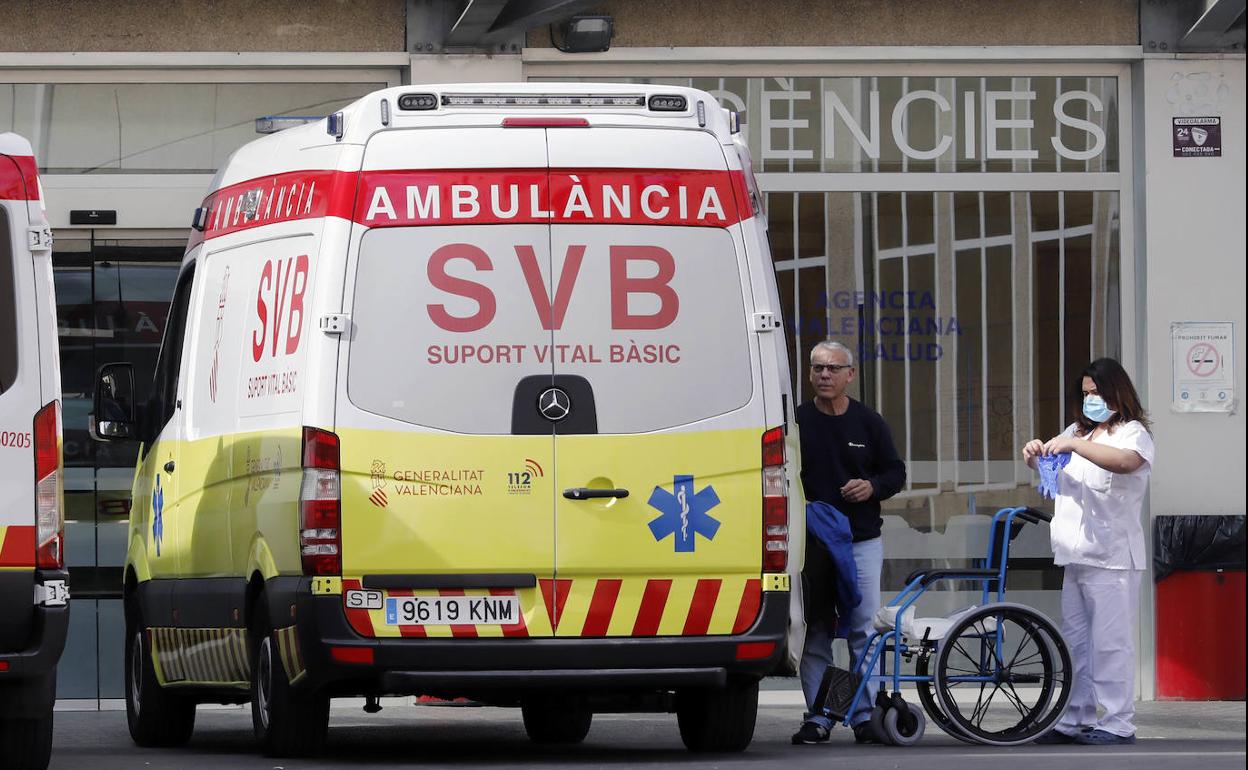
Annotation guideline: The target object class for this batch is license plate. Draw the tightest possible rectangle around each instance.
[384,595,519,626]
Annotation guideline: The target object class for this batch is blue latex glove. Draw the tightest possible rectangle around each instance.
[1036,452,1071,500]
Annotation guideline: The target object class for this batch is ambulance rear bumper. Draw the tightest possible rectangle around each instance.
[0,571,69,679]
[289,581,788,695]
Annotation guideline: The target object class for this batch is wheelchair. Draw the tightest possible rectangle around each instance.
[813,507,1072,747]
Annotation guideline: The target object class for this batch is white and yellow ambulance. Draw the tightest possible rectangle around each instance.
[0,133,67,770]
[92,83,803,757]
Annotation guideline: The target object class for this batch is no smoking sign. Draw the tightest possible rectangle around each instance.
[1187,343,1220,377]
[1172,322,1235,413]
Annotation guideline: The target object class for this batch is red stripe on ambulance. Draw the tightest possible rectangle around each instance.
[682,579,722,636]
[340,578,376,637]
[581,579,623,637]
[540,578,572,631]
[732,579,762,634]
[0,525,35,568]
[191,167,749,245]
[490,588,530,638]
[438,588,479,639]
[632,579,673,636]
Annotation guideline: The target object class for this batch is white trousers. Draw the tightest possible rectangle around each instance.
[1056,563,1143,737]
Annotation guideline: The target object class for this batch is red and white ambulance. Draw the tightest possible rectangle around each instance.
[93,83,803,756]
[0,133,67,770]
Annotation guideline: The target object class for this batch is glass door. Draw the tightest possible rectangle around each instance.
[52,233,184,703]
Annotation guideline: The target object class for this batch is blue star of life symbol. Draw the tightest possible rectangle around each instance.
[152,474,164,557]
[647,475,721,553]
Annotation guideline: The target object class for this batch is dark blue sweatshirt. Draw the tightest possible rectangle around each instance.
[796,398,907,542]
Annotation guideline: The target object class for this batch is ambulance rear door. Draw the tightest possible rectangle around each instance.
[337,127,557,638]
[545,128,766,639]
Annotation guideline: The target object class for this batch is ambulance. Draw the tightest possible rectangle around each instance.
[91,83,804,757]
[0,133,67,770]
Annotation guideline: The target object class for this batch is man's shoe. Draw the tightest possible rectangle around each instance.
[1075,729,1136,745]
[1033,729,1080,744]
[791,721,831,745]
[852,722,882,744]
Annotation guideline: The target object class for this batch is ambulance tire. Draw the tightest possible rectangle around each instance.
[520,695,593,744]
[675,678,758,753]
[0,711,53,770]
[125,624,196,747]
[250,614,329,757]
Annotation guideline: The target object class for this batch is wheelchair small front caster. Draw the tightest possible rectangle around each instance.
[882,700,926,746]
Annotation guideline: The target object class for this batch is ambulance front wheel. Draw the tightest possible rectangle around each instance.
[250,614,329,757]
[675,677,758,753]
[124,624,195,747]
[520,694,592,744]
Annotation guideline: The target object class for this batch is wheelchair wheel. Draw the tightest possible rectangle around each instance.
[915,653,976,744]
[933,603,1071,747]
[882,701,926,746]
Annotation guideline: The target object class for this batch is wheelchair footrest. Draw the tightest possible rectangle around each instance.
[816,665,860,722]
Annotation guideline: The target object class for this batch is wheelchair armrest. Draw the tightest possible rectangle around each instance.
[1018,507,1052,524]
[918,568,999,587]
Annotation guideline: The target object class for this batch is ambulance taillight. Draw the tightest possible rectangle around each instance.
[33,401,64,569]
[761,426,787,572]
[300,427,341,576]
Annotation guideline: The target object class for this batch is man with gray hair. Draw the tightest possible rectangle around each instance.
[791,340,906,745]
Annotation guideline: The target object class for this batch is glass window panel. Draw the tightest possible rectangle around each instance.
[1064,190,1094,229]
[776,266,798,397]
[954,192,981,241]
[2,82,387,173]
[986,245,1015,467]
[1032,75,1059,173]
[1032,240,1063,437]
[876,258,908,462]
[1064,234,1094,386]
[908,254,938,468]
[767,192,795,260]
[955,249,984,468]
[876,77,905,173]
[906,192,935,248]
[984,77,1016,174]
[984,191,1012,237]
[903,76,939,174]
[877,193,902,251]
[1031,191,1061,234]
[797,192,825,258]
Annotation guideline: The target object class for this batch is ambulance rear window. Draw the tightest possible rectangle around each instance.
[0,209,17,393]
[347,223,755,434]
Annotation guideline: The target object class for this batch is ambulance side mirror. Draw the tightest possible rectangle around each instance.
[90,363,136,441]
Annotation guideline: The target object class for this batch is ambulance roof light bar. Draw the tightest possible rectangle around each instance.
[440,93,646,108]
[254,115,325,134]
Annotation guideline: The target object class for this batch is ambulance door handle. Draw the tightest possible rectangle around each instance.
[164,461,175,474]
[563,488,629,500]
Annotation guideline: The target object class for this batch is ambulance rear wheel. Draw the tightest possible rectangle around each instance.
[0,711,53,770]
[250,614,329,757]
[520,694,592,744]
[125,624,195,747]
[676,678,758,753]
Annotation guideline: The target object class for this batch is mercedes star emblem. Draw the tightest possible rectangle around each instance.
[538,387,572,422]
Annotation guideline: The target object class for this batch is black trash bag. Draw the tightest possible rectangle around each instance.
[1153,515,1246,583]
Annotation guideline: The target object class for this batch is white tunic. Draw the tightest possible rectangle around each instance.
[1050,420,1155,570]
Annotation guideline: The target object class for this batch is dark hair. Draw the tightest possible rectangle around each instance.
[1072,357,1150,436]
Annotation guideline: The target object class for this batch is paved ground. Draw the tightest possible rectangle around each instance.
[49,695,1245,769]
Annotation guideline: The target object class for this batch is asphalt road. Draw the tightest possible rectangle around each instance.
[49,697,1245,769]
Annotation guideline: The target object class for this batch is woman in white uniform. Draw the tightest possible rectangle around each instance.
[1022,358,1154,746]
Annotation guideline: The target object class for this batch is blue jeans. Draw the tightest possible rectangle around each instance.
[799,536,883,728]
